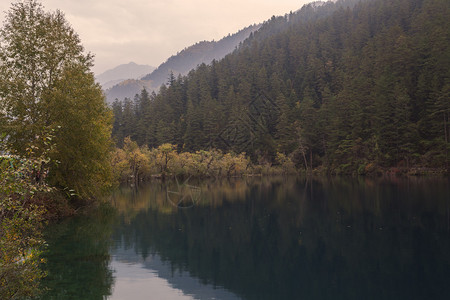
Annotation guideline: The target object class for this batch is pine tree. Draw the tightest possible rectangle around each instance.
[112,99,124,146]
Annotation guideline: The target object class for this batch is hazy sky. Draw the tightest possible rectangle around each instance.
[0,0,312,75]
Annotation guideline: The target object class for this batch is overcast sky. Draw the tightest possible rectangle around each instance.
[0,0,312,75]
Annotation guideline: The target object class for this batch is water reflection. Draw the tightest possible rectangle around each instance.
[40,176,450,300]
[110,259,193,300]
[111,247,240,300]
[40,205,116,300]
[110,176,450,300]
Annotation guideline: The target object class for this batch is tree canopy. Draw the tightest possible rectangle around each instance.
[0,0,113,198]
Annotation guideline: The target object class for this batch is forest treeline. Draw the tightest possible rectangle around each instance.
[112,0,449,175]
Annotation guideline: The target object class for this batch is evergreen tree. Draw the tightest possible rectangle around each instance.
[112,99,124,146]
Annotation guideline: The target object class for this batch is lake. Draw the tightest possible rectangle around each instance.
[39,176,450,300]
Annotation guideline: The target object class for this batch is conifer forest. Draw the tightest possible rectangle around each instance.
[112,0,449,175]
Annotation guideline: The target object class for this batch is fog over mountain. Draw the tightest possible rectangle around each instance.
[96,62,155,90]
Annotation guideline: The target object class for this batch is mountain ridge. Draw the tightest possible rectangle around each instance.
[104,24,261,103]
[96,62,155,90]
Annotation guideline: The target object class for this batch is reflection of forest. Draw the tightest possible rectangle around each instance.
[111,177,450,300]
[40,206,117,300]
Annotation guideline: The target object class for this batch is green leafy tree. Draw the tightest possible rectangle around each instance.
[45,65,113,197]
[0,150,52,299]
[0,0,113,199]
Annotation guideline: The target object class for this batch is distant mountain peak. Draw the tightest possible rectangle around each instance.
[104,24,260,103]
[96,62,155,90]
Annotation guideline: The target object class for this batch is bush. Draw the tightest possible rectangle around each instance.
[0,155,50,299]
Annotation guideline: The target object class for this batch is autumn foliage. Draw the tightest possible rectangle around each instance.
[111,137,296,183]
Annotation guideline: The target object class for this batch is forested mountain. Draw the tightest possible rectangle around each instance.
[105,79,153,103]
[96,62,155,90]
[141,25,260,87]
[112,0,449,174]
[104,25,260,103]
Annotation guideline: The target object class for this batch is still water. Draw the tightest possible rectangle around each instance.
[40,176,450,300]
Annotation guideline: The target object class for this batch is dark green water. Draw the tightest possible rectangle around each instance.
[39,176,450,300]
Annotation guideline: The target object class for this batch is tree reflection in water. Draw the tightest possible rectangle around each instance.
[40,205,117,300]
[109,177,450,300]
